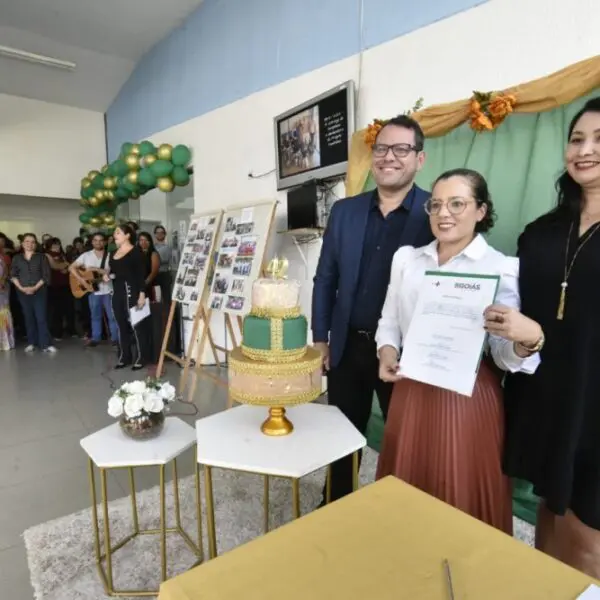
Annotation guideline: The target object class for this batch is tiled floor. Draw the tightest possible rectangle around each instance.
[0,341,228,599]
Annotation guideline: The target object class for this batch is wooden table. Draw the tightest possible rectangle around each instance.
[158,476,597,600]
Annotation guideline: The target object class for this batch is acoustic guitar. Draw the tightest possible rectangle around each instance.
[69,266,104,299]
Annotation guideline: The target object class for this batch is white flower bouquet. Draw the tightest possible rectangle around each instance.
[108,379,177,419]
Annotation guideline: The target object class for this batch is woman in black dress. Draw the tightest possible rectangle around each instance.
[502,97,600,577]
[106,225,150,370]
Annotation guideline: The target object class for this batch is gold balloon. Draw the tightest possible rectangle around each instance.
[88,170,100,180]
[94,189,106,201]
[101,164,109,174]
[79,197,88,206]
[130,144,140,155]
[157,176,175,192]
[104,176,116,190]
[125,154,140,170]
[103,215,116,226]
[131,193,140,200]
[89,216,102,226]
[143,154,157,167]
[127,171,138,185]
[81,178,91,189]
[105,190,115,201]
[157,144,173,161]
[89,196,100,207]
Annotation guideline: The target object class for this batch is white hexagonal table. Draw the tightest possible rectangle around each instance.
[80,417,202,596]
[195,403,366,558]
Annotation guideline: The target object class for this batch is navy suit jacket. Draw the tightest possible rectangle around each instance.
[311,186,433,369]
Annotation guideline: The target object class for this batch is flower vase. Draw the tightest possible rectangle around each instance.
[119,411,165,441]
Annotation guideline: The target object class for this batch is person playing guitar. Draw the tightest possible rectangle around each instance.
[68,233,119,347]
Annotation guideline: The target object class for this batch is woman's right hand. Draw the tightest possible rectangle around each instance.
[379,345,402,383]
[102,274,110,283]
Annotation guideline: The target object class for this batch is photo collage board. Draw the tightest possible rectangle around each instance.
[172,210,223,306]
[207,200,277,316]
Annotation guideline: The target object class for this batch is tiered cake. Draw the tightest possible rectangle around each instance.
[228,276,322,435]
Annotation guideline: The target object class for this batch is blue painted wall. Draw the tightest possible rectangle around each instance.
[106,0,487,159]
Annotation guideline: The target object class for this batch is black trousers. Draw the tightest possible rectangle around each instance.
[111,283,152,366]
[325,330,393,501]
[48,285,75,338]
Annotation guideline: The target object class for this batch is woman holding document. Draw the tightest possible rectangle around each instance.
[106,224,150,371]
[503,98,600,576]
[375,168,543,533]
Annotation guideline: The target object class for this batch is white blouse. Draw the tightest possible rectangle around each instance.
[375,234,540,374]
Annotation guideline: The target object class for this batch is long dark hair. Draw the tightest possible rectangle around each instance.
[137,231,156,275]
[555,97,600,217]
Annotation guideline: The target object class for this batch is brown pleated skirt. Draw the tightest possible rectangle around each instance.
[376,360,513,534]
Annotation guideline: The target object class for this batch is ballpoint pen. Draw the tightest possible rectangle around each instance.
[443,558,456,600]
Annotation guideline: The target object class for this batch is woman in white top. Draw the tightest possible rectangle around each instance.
[375,168,544,533]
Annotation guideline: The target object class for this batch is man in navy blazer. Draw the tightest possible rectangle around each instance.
[312,114,434,502]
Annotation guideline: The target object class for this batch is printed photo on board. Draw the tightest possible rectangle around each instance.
[221,236,239,249]
[238,236,257,257]
[236,222,254,236]
[231,278,244,293]
[175,286,186,302]
[233,257,253,277]
[224,217,237,233]
[184,269,199,287]
[190,290,199,303]
[213,273,229,294]
[217,252,235,269]
[210,296,223,310]
[226,295,245,311]
[176,267,187,285]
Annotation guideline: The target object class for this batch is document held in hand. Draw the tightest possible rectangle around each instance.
[129,299,151,326]
[399,271,500,396]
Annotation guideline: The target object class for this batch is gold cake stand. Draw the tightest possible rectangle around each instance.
[228,346,322,436]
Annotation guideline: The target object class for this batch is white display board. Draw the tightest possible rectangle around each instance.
[172,210,223,305]
[207,200,277,316]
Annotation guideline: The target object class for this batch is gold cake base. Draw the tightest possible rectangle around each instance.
[228,346,322,436]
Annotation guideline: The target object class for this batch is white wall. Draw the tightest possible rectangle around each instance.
[0,194,82,244]
[0,94,106,199]
[135,0,599,361]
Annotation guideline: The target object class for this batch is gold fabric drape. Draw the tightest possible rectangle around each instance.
[346,54,600,196]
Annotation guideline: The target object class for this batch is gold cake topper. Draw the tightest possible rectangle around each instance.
[265,256,289,280]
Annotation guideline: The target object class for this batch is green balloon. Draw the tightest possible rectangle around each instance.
[121,142,133,157]
[113,160,129,177]
[149,159,173,178]
[115,187,129,199]
[138,168,157,187]
[124,180,140,193]
[81,187,94,199]
[139,141,157,156]
[172,165,190,186]
[171,145,192,167]
[92,175,105,189]
[79,213,90,223]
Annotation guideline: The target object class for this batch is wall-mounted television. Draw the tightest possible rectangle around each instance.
[274,80,356,191]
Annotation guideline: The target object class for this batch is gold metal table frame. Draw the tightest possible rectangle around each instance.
[87,458,204,597]
[197,451,359,559]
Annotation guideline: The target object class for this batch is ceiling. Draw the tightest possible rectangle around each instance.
[0,0,204,111]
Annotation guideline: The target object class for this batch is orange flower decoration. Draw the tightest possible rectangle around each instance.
[364,119,389,147]
[469,91,517,132]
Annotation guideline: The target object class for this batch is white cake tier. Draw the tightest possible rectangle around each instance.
[251,278,300,311]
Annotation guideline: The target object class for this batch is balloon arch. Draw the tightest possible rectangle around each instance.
[78,141,192,233]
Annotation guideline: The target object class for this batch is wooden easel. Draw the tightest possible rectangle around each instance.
[187,199,278,406]
[155,210,223,402]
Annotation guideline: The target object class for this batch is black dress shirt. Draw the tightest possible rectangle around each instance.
[348,187,416,332]
[10,252,51,288]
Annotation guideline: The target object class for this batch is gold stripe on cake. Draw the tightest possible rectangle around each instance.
[229,346,321,377]
[249,306,301,319]
[271,317,283,350]
[241,345,307,363]
[229,386,322,406]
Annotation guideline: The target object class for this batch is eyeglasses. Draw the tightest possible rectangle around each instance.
[372,143,419,159]
[424,198,475,216]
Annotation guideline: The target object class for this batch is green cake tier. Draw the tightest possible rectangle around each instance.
[241,314,307,363]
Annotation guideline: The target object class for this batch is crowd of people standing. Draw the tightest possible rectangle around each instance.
[0,222,171,370]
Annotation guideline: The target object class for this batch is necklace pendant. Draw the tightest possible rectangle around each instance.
[557,282,567,320]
